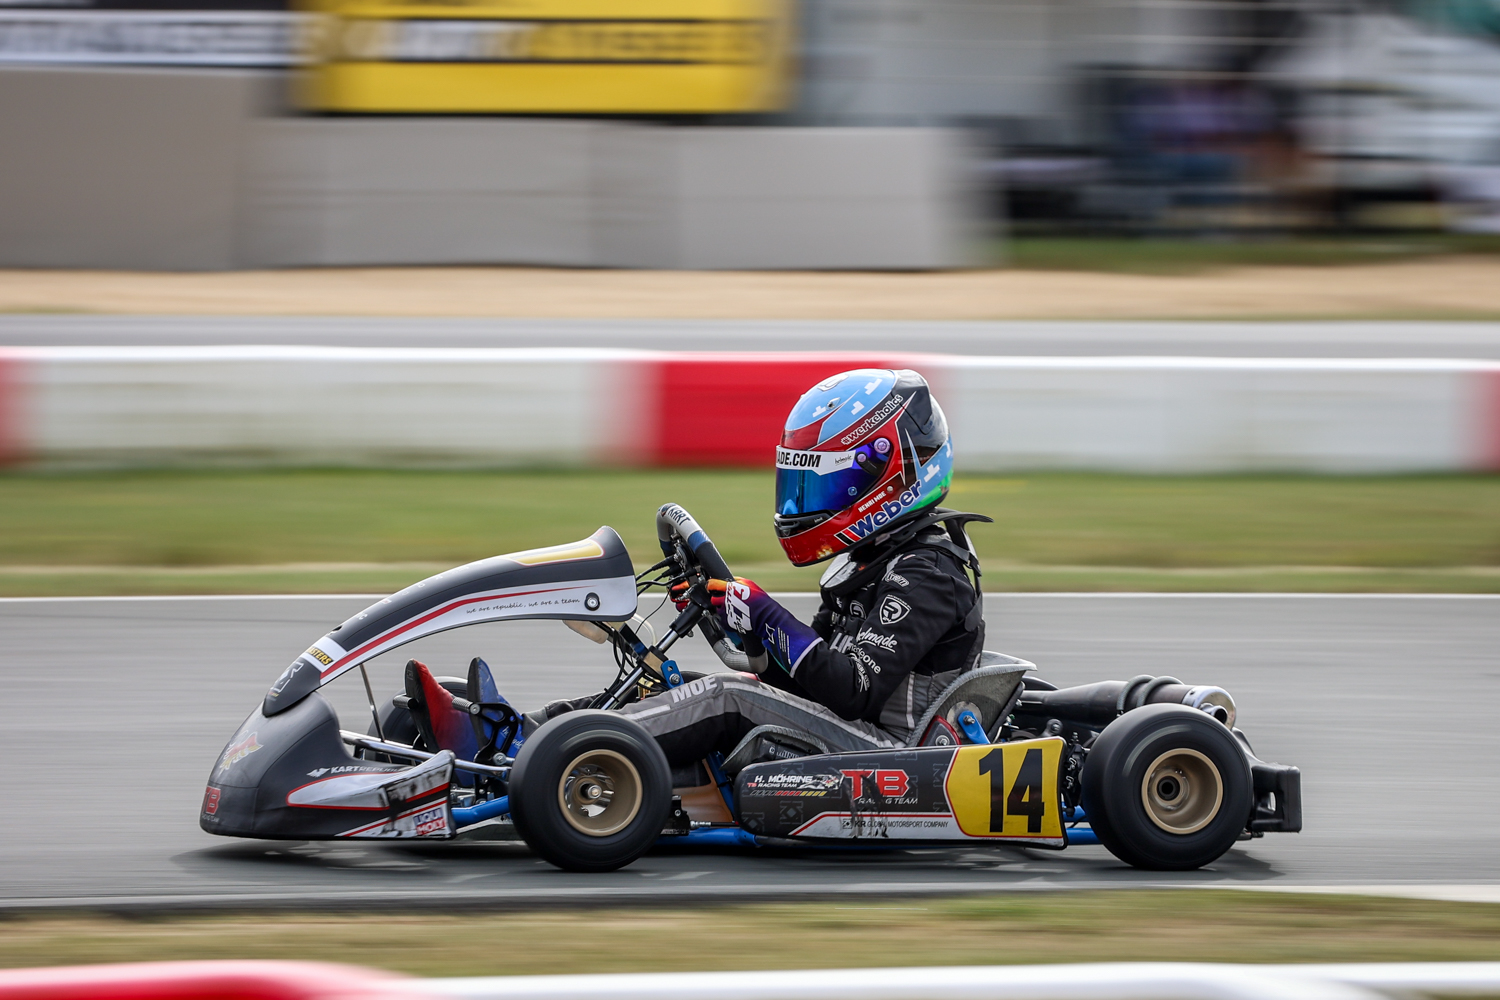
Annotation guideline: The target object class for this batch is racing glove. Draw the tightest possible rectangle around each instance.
[708,578,822,677]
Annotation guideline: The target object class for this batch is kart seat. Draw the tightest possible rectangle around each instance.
[908,653,1034,747]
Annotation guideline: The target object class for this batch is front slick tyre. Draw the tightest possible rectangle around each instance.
[510,710,671,873]
[1082,704,1251,871]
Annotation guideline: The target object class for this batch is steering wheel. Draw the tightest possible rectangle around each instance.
[654,503,750,671]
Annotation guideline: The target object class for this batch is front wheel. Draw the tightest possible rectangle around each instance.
[1082,704,1252,871]
[509,710,672,872]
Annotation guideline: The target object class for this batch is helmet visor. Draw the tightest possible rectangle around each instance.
[774,442,893,518]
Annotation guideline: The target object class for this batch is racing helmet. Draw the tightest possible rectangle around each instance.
[773,368,952,566]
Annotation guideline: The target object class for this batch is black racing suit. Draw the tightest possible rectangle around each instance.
[602,514,987,766]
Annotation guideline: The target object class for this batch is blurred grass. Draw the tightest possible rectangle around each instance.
[0,468,1496,595]
[4,892,1500,974]
[1007,234,1500,275]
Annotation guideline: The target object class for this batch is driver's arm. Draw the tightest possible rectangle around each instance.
[785,551,962,721]
[716,551,964,722]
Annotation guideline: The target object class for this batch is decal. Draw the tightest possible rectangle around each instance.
[744,772,843,795]
[217,732,262,773]
[848,645,881,675]
[841,769,911,799]
[413,806,449,837]
[849,600,865,619]
[724,581,754,633]
[837,393,905,447]
[790,812,961,838]
[270,661,307,695]
[305,646,334,667]
[307,765,385,777]
[884,570,910,588]
[669,676,715,703]
[878,596,912,626]
[775,448,858,475]
[833,480,927,547]
[857,628,898,651]
[943,739,1064,839]
[851,661,870,691]
[202,785,220,815]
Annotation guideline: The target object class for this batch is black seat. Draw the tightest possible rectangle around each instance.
[908,653,1034,747]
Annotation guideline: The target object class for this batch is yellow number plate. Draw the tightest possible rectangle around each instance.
[944,738,1064,841]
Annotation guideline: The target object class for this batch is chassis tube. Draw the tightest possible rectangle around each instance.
[339,731,511,776]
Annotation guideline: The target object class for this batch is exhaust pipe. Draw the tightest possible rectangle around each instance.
[1017,675,1235,728]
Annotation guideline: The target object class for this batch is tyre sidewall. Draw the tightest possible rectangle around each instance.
[1083,704,1251,871]
[510,710,672,872]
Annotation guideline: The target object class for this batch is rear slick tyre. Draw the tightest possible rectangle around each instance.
[1081,704,1252,871]
[509,710,672,873]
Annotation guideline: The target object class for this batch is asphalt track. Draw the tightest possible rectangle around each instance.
[2,592,1497,910]
[4,316,1500,357]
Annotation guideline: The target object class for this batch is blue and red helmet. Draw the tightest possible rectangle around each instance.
[774,369,952,566]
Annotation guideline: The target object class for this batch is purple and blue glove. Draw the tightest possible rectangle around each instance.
[710,578,822,676]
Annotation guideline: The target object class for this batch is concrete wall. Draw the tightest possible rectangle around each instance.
[3,348,1496,472]
[0,67,276,270]
[0,67,980,270]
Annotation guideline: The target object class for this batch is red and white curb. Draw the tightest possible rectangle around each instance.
[5,961,1500,1000]
[0,347,1496,472]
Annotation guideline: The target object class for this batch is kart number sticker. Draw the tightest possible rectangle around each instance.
[944,738,1064,839]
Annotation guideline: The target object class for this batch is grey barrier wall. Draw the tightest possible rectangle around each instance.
[1,67,982,270]
[0,67,279,270]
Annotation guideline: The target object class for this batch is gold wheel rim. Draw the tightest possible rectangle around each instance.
[557,749,642,837]
[1141,748,1223,835]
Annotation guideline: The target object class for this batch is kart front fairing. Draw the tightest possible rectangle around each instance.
[201,526,637,842]
[263,526,637,717]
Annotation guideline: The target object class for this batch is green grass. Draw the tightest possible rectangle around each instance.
[0,468,1496,595]
[4,892,1500,974]
[1006,234,1500,275]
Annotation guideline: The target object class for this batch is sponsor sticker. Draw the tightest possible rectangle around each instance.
[202,785,221,815]
[833,480,926,547]
[775,448,857,475]
[305,645,334,667]
[840,768,911,799]
[217,732,262,773]
[856,628,898,651]
[837,393,904,447]
[878,596,912,626]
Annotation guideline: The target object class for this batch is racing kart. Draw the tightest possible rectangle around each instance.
[202,503,1301,872]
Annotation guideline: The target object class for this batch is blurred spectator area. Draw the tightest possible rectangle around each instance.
[4,0,1500,268]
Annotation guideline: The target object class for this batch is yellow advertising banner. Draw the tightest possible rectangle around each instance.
[297,0,793,112]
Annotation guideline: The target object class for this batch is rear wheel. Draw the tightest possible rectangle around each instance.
[1082,704,1251,871]
[510,710,671,872]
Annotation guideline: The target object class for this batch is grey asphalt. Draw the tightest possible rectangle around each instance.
[4,316,1500,357]
[2,592,1496,910]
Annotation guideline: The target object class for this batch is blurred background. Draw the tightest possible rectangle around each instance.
[9,0,1500,267]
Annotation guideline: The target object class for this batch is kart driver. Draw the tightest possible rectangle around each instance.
[527,367,990,763]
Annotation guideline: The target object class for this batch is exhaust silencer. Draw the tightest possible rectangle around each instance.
[1017,675,1235,728]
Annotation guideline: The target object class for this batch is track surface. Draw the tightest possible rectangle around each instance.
[4,317,1500,357]
[3,593,1496,909]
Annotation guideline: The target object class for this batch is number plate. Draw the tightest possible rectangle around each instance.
[944,738,1065,840]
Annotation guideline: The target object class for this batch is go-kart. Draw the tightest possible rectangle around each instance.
[202,503,1301,872]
